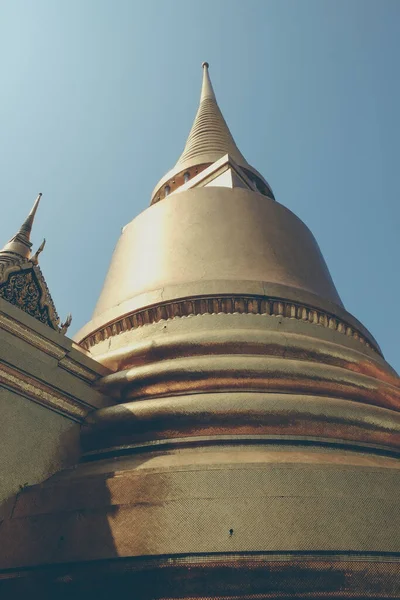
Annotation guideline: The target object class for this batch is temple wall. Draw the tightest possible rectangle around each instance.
[0,387,79,507]
[0,298,113,510]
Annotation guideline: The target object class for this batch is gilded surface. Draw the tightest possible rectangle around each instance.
[1,67,399,599]
[85,188,349,328]
[82,392,400,457]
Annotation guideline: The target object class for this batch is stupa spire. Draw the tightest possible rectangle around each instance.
[200,61,216,101]
[151,62,274,203]
[175,61,249,169]
[1,193,42,258]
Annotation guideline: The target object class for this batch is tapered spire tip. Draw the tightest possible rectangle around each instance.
[200,61,215,102]
[29,193,42,217]
[1,193,43,258]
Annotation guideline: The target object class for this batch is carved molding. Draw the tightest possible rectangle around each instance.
[33,264,60,328]
[0,361,90,421]
[0,255,25,280]
[79,295,379,355]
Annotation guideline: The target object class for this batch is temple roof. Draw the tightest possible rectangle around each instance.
[0,195,70,332]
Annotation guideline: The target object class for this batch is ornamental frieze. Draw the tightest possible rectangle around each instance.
[79,294,380,356]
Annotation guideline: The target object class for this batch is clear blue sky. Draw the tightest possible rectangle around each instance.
[0,0,399,371]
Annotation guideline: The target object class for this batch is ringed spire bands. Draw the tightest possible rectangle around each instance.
[178,62,247,166]
[151,63,274,204]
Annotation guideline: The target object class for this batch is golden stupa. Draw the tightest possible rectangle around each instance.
[0,63,399,598]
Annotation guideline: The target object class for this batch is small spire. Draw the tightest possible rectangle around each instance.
[31,238,46,265]
[1,193,42,259]
[60,313,72,335]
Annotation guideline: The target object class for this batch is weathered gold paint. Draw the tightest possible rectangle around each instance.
[0,64,399,598]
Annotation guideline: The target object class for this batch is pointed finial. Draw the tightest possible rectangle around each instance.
[60,313,72,335]
[1,193,43,259]
[200,61,215,102]
[31,238,46,265]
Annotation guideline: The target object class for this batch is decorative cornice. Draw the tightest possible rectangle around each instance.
[0,361,90,421]
[0,310,102,384]
[58,356,99,383]
[0,311,64,358]
[79,294,380,355]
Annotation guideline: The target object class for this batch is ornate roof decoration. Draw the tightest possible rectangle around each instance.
[0,265,59,329]
[1,193,42,258]
[151,63,274,204]
[0,194,71,333]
